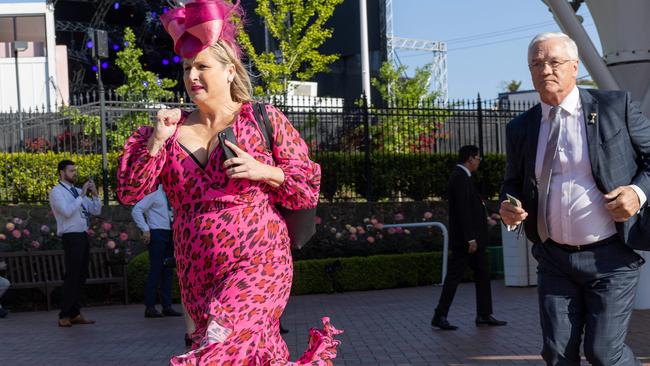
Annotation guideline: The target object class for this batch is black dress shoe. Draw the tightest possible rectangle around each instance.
[184,333,193,348]
[144,307,163,318]
[431,315,458,330]
[279,324,289,334]
[162,307,183,317]
[475,315,507,327]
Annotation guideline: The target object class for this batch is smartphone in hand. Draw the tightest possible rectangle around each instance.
[219,127,238,161]
[506,193,522,208]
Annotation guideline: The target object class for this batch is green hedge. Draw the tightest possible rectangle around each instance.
[1,151,506,202]
[0,152,121,202]
[126,249,500,300]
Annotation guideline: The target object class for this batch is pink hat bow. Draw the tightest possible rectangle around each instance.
[160,0,228,59]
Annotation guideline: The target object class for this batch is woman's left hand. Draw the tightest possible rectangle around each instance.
[223,140,271,182]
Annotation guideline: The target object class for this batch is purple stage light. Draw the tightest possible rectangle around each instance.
[92,66,98,72]
[86,41,93,49]
[172,55,181,63]
[114,2,119,10]
[162,59,169,65]
[113,44,119,51]
[101,61,109,69]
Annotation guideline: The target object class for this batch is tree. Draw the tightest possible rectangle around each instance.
[64,27,178,151]
[371,61,439,103]
[501,80,522,93]
[344,61,447,153]
[236,0,343,95]
[114,27,177,101]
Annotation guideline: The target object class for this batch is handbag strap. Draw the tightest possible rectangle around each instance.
[252,102,273,152]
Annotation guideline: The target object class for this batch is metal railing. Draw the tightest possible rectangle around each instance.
[0,91,538,203]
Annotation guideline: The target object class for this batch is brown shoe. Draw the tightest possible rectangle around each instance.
[70,314,95,325]
[58,318,72,327]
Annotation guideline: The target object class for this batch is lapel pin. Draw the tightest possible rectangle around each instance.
[588,112,597,124]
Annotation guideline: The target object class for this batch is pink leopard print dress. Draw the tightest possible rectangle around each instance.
[117,103,342,365]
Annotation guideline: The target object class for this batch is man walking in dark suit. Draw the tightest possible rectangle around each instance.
[431,145,507,330]
[500,32,650,365]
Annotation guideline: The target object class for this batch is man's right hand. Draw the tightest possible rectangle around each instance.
[141,231,151,245]
[499,200,528,226]
[81,181,91,197]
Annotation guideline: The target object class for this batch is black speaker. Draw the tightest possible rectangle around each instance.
[94,29,109,59]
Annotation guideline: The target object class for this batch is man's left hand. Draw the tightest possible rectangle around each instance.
[604,185,640,222]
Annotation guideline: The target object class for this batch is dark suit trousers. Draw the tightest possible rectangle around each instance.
[533,238,643,366]
[59,232,90,319]
[435,246,493,317]
[144,229,174,309]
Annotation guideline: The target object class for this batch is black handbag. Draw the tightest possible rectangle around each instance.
[251,103,317,250]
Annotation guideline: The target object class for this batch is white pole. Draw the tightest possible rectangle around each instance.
[545,0,619,90]
[359,0,372,105]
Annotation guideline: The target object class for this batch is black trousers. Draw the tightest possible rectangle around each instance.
[533,237,643,366]
[59,232,90,319]
[435,245,493,317]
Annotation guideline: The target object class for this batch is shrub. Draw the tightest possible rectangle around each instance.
[0,152,505,202]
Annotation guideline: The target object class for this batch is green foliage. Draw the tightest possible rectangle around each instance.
[59,27,178,154]
[372,62,439,102]
[126,251,442,297]
[236,0,343,95]
[501,80,522,92]
[316,152,506,201]
[127,251,181,302]
[364,62,448,153]
[114,27,177,101]
[0,152,506,202]
[0,152,120,203]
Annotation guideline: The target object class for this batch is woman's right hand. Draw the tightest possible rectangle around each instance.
[153,108,182,142]
[148,108,182,155]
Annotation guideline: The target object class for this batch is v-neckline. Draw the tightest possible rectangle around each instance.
[174,108,242,172]
[177,141,218,171]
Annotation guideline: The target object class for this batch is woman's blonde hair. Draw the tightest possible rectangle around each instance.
[208,40,253,103]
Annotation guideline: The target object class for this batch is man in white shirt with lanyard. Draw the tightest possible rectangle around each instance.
[49,160,102,327]
[131,184,181,319]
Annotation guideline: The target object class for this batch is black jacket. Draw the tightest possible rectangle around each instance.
[448,166,488,250]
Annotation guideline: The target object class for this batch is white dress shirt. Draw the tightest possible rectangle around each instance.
[536,86,646,245]
[131,185,172,232]
[49,181,102,235]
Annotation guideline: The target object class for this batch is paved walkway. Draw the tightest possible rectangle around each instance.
[2,281,650,365]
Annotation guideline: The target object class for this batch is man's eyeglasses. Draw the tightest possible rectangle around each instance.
[528,59,575,70]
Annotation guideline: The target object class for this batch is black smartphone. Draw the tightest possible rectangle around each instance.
[218,127,238,161]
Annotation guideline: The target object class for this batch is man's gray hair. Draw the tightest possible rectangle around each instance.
[528,32,579,61]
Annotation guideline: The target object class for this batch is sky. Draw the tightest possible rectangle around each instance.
[392,0,602,100]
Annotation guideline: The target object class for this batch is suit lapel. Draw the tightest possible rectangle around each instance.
[526,104,542,177]
[580,89,600,177]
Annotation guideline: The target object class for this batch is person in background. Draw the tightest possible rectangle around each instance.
[0,259,9,318]
[49,160,101,327]
[431,145,507,330]
[131,184,182,319]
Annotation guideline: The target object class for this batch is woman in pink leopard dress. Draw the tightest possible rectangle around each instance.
[117,1,341,364]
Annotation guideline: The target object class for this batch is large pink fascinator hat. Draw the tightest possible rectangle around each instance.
[160,0,242,59]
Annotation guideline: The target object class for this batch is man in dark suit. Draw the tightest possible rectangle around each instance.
[431,145,507,330]
[500,32,650,365]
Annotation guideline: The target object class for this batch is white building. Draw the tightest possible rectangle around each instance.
[0,0,68,113]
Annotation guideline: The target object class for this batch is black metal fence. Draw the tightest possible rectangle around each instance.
[0,91,537,203]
